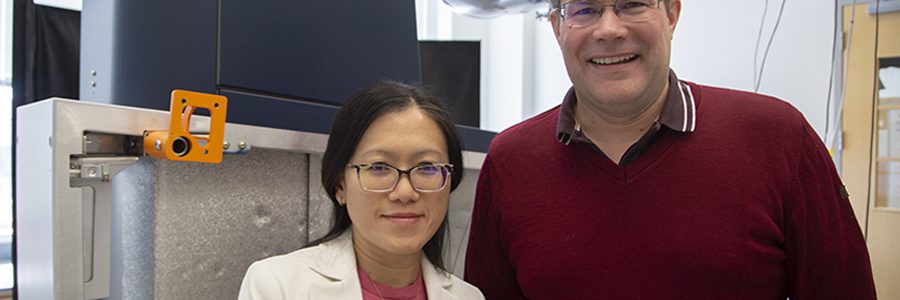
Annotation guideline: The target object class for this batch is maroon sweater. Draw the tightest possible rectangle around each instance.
[464,83,876,299]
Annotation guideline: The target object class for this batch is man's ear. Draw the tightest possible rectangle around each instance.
[550,9,563,43]
[667,0,682,34]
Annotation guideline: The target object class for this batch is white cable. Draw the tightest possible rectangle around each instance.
[823,0,839,144]
[755,0,787,92]
[826,0,857,152]
[754,0,770,89]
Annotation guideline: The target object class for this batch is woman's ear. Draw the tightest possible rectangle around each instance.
[335,183,347,206]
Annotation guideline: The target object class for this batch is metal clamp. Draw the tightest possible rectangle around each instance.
[144,90,228,164]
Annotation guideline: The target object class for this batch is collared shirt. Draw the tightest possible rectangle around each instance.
[556,70,697,165]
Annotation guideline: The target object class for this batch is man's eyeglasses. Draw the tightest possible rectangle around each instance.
[347,163,454,193]
[555,0,662,28]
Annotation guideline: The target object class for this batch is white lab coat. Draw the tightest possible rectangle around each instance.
[238,230,484,300]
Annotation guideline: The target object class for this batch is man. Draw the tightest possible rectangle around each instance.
[464,0,876,299]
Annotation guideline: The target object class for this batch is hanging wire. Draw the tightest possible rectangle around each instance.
[823,0,839,143]
[754,0,787,92]
[753,0,770,89]
[864,0,881,238]
[826,0,857,153]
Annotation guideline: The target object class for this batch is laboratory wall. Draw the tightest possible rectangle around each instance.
[419,0,838,140]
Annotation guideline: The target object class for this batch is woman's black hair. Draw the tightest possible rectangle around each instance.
[312,81,464,272]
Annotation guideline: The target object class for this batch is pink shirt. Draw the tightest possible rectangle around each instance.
[358,267,427,300]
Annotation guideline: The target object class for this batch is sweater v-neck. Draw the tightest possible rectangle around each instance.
[574,129,682,184]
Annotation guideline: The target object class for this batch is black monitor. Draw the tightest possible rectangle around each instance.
[419,41,481,128]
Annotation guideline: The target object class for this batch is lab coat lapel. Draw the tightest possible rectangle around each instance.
[422,256,458,300]
[307,231,363,299]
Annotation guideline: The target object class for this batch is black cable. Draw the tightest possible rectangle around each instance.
[864,0,881,239]
[755,0,787,92]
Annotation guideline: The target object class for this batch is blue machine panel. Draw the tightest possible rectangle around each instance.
[109,0,219,110]
[81,0,494,152]
[219,0,421,106]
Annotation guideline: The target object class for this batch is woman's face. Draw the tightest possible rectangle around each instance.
[337,106,451,257]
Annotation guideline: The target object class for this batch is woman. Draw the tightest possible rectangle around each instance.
[238,81,484,300]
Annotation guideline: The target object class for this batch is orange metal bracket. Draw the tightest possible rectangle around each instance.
[143,90,228,164]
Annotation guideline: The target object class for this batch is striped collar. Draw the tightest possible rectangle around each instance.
[557,70,697,145]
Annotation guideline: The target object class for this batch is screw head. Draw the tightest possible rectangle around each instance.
[238,142,247,149]
[223,141,230,150]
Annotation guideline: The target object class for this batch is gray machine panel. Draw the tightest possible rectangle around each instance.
[154,150,310,299]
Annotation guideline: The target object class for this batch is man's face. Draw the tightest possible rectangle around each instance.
[551,0,681,112]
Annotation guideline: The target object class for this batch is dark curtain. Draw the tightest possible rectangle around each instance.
[12,1,81,297]
[16,2,80,104]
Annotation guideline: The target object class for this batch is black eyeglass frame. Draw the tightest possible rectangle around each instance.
[347,163,455,193]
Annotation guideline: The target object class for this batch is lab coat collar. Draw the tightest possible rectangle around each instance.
[422,252,458,300]
[307,230,459,300]
[307,230,360,298]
